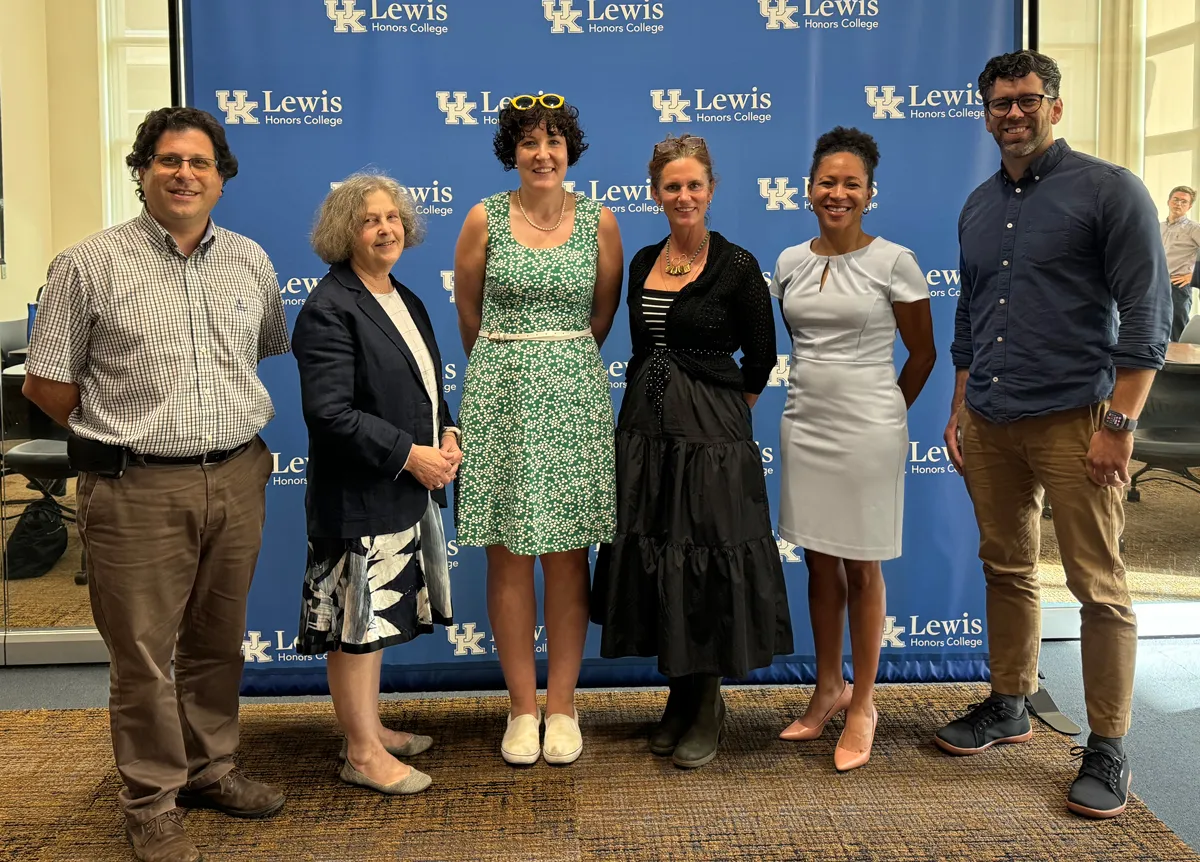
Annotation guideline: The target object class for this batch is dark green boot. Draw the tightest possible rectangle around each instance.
[648,675,697,756]
[672,674,725,769]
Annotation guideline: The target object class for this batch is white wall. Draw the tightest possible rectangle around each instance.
[0,0,106,324]
[0,0,54,323]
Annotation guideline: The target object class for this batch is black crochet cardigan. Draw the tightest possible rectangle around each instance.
[625,231,776,394]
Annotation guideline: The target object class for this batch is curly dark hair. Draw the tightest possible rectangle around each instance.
[809,126,880,193]
[977,50,1061,102]
[492,100,588,171]
[125,107,239,202]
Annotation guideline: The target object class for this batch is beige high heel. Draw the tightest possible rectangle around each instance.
[780,682,853,741]
[833,706,878,773]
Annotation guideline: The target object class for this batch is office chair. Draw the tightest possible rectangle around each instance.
[1180,315,1200,345]
[1126,359,1200,505]
[2,439,86,584]
[0,317,28,368]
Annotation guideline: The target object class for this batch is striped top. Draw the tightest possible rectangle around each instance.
[641,288,678,348]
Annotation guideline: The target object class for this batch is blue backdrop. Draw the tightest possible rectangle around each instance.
[180,0,1018,696]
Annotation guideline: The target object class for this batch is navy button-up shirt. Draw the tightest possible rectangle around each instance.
[951,139,1171,424]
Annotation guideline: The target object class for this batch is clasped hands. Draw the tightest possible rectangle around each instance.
[405,433,462,491]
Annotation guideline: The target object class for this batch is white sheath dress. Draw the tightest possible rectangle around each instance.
[770,237,929,561]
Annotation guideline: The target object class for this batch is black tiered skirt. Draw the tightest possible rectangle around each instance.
[590,353,793,679]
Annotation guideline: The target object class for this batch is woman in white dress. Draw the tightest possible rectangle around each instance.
[771,127,936,771]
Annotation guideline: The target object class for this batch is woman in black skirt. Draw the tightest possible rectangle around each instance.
[591,134,793,769]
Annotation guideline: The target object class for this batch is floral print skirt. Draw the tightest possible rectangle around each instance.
[297,499,453,655]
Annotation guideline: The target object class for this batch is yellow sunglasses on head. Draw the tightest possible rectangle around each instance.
[509,93,565,110]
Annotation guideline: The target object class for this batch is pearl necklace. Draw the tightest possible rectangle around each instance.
[517,188,568,232]
[663,231,710,277]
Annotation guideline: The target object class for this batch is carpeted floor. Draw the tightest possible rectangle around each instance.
[1039,462,1200,604]
[0,686,1195,862]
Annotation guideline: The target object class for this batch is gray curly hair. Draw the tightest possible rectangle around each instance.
[311,172,426,264]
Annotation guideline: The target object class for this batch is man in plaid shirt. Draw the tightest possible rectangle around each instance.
[24,107,289,862]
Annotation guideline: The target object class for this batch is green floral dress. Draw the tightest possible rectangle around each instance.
[455,192,616,555]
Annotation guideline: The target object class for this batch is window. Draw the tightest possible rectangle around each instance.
[1144,0,1200,217]
[101,0,171,226]
[1040,0,1200,219]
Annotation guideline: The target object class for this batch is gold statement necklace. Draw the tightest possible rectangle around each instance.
[663,231,710,277]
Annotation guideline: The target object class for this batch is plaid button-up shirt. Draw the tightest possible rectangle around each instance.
[1160,215,1200,278]
[27,209,290,457]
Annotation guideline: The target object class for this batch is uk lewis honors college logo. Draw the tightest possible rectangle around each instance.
[324,0,449,35]
[865,84,985,120]
[650,87,772,125]
[437,91,560,125]
[760,0,880,31]
[215,89,344,128]
[542,0,665,34]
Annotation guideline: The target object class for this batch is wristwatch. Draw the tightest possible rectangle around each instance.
[1102,410,1138,433]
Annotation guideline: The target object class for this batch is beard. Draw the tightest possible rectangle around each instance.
[993,122,1049,158]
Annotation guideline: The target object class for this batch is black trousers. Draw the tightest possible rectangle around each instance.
[1171,284,1193,342]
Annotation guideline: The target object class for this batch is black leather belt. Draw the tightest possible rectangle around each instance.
[136,441,252,467]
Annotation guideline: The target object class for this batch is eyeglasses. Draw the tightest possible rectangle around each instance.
[985,93,1054,118]
[653,135,708,155]
[509,93,565,110]
[1169,196,1193,205]
[150,154,217,172]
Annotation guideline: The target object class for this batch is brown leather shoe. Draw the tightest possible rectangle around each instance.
[177,768,284,819]
[125,809,201,862]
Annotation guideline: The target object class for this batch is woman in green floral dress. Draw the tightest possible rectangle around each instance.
[453,94,623,766]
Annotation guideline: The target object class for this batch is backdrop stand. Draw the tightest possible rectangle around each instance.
[1027,669,1083,736]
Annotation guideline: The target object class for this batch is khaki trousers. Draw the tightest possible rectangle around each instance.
[960,404,1136,738]
[77,437,273,822]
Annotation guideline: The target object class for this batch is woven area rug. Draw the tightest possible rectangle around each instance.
[0,686,1195,861]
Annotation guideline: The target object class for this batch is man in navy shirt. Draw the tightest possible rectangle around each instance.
[936,50,1171,820]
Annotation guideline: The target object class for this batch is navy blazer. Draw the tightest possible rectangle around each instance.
[292,261,455,538]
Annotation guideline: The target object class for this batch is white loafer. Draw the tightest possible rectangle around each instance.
[501,710,542,765]
[543,709,583,765]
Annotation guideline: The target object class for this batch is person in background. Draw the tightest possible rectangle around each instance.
[1160,185,1200,341]
[939,50,1171,820]
[591,134,793,769]
[453,93,623,767]
[292,174,460,796]
[771,127,935,772]
[23,107,289,862]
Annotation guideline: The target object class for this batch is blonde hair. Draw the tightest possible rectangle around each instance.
[647,134,717,191]
[310,172,425,264]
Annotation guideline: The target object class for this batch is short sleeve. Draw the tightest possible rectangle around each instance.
[768,254,786,299]
[253,251,291,361]
[889,249,930,304]
[26,251,94,383]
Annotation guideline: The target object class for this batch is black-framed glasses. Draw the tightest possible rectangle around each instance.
[150,154,216,172]
[985,93,1054,118]
[510,93,565,110]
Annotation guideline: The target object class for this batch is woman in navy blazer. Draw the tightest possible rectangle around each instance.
[292,173,460,796]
